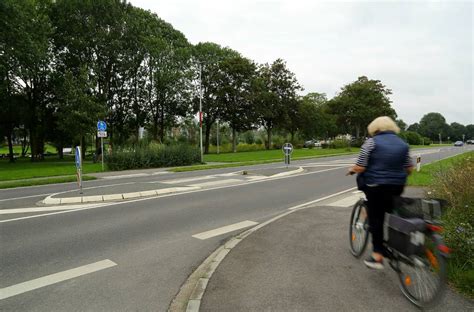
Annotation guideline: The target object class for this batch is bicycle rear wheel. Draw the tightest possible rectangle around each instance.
[397,233,447,308]
[349,199,369,258]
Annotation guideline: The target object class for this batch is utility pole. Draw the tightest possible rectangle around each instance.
[217,119,219,154]
[439,133,441,145]
[199,64,203,163]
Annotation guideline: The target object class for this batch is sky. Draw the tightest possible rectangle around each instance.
[130,0,473,126]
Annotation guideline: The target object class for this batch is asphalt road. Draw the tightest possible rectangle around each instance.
[0,146,471,311]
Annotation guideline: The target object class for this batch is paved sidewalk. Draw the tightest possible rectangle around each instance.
[189,188,473,312]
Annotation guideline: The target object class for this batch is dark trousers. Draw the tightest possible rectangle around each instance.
[364,185,404,254]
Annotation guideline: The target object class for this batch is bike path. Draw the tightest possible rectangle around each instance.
[196,188,474,312]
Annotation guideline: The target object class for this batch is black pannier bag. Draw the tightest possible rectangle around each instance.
[392,197,444,221]
[385,214,426,256]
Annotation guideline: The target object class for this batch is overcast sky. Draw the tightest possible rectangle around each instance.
[131,0,473,126]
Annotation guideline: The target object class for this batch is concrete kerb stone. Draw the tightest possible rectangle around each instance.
[269,166,304,178]
[41,186,203,206]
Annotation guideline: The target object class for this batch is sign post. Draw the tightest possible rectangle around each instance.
[282,143,293,168]
[97,121,107,171]
[75,146,83,194]
[416,154,421,172]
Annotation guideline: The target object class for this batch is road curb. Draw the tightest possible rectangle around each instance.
[169,187,357,312]
[42,186,200,205]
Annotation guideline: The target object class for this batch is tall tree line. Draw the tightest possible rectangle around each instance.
[3,1,469,163]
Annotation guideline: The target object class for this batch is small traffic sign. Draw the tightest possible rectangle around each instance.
[97,131,107,138]
[75,146,81,169]
[282,143,293,156]
[97,120,107,132]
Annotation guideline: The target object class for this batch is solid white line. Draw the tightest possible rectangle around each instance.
[102,173,149,179]
[0,193,52,202]
[192,220,258,240]
[0,203,106,214]
[0,259,117,300]
[160,176,215,184]
[288,187,357,210]
[189,179,242,187]
[327,194,363,207]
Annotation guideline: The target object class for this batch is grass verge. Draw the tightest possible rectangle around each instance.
[171,150,357,172]
[407,152,472,186]
[409,151,473,298]
[0,175,96,189]
[0,157,104,181]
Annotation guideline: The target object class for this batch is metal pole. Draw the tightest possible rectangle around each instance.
[217,119,219,154]
[199,64,203,163]
[101,137,104,171]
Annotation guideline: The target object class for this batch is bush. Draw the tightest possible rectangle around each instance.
[405,131,423,145]
[422,137,432,145]
[330,139,350,149]
[429,153,474,295]
[106,143,201,170]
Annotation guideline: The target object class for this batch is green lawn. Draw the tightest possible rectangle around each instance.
[408,151,473,186]
[0,157,104,181]
[204,147,356,163]
[0,175,97,189]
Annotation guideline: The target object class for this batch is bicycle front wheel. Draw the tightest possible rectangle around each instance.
[397,233,447,308]
[349,199,369,258]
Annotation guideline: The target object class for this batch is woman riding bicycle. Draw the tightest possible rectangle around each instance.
[348,116,414,269]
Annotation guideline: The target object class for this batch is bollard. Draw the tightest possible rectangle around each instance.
[416,154,421,172]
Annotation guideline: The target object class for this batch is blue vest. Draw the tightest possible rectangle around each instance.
[364,132,409,185]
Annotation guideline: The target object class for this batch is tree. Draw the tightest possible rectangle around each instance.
[217,55,257,152]
[192,42,239,153]
[407,123,420,133]
[145,17,192,143]
[54,68,104,159]
[297,93,337,140]
[1,0,55,161]
[419,112,449,141]
[396,119,407,132]
[448,122,466,141]
[253,59,301,149]
[466,124,474,140]
[328,76,396,138]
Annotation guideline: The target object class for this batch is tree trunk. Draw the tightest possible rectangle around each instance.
[57,142,64,160]
[266,128,272,150]
[7,130,15,163]
[21,131,29,157]
[232,128,237,153]
[355,125,360,139]
[80,135,86,160]
[159,106,165,143]
[204,123,212,154]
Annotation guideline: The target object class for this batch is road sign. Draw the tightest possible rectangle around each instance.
[97,120,107,132]
[97,131,107,138]
[75,146,83,194]
[75,146,81,169]
[282,143,293,156]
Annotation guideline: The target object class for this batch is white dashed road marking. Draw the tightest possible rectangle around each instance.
[192,220,258,240]
[0,260,117,300]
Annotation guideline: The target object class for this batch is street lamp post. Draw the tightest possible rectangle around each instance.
[199,64,203,163]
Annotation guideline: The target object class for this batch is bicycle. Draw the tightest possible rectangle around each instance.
[349,197,450,308]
